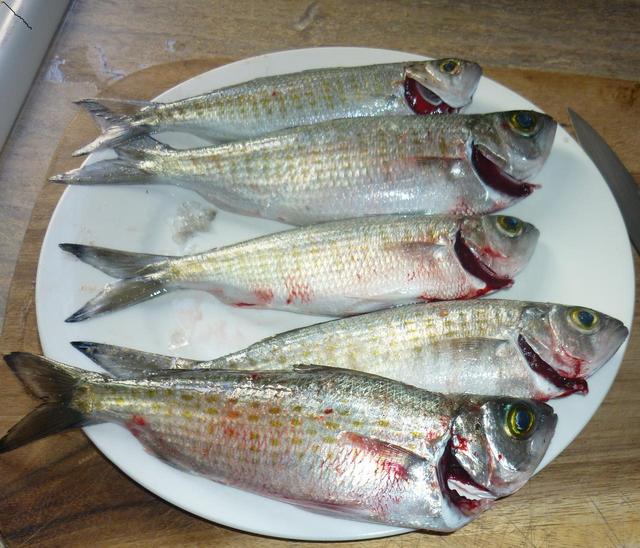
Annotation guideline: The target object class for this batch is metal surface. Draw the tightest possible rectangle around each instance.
[0,0,71,153]
[568,108,640,253]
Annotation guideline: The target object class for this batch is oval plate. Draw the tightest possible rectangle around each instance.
[35,47,634,540]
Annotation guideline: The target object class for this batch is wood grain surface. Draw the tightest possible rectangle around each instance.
[0,57,638,547]
[0,1,639,545]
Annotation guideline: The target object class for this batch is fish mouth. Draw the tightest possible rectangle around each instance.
[471,143,539,198]
[438,439,496,516]
[404,76,457,115]
[518,334,588,398]
[454,230,513,292]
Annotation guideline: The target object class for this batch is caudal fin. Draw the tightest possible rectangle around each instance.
[73,98,154,156]
[51,136,169,187]
[60,242,180,322]
[59,243,172,278]
[49,159,150,185]
[65,277,171,322]
[71,341,202,377]
[0,353,106,453]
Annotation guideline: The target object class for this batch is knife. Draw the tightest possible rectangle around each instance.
[568,108,640,253]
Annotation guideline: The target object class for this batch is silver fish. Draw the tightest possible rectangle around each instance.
[59,214,539,322]
[0,353,556,531]
[52,111,557,225]
[73,58,483,156]
[73,300,628,400]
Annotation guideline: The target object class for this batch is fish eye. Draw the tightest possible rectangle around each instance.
[508,111,539,137]
[505,403,535,439]
[439,59,461,75]
[496,216,524,237]
[569,307,600,332]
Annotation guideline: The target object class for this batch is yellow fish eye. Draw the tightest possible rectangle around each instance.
[569,307,600,331]
[505,403,535,439]
[496,215,524,237]
[508,111,539,136]
[439,59,461,75]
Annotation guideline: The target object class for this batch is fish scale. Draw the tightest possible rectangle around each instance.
[192,215,479,309]
[61,214,538,321]
[72,59,483,156]
[86,368,450,505]
[0,354,557,531]
[75,299,628,400]
[54,111,557,225]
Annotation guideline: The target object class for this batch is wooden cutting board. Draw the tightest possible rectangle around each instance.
[0,59,638,547]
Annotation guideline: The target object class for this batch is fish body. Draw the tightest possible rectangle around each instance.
[1,353,556,532]
[75,300,628,400]
[54,111,557,225]
[60,214,539,322]
[73,58,483,156]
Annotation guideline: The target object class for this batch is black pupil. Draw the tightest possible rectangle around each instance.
[443,60,456,72]
[515,408,531,432]
[515,111,535,129]
[502,216,519,230]
[578,309,595,327]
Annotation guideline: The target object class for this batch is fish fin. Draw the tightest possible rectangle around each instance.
[52,136,173,186]
[59,243,172,278]
[49,158,152,185]
[65,277,171,322]
[73,98,154,156]
[0,404,88,453]
[0,353,105,453]
[338,431,423,464]
[115,135,171,161]
[71,341,201,377]
[290,364,337,373]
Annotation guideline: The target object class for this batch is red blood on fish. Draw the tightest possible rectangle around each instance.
[452,434,468,452]
[471,144,539,197]
[481,246,507,258]
[132,415,146,426]
[426,430,440,443]
[254,288,274,304]
[381,460,409,482]
[284,276,313,305]
[404,77,456,115]
[518,335,588,396]
[454,230,513,291]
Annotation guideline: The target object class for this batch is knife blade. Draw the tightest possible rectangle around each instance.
[568,108,640,253]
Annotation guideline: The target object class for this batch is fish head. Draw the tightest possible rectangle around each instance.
[439,397,556,516]
[471,111,557,182]
[403,58,482,111]
[460,215,539,280]
[520,303,628,381]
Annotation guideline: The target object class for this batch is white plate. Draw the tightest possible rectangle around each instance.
[35,47,634,540]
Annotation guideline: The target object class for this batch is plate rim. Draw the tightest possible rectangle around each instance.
[34,46,635,541]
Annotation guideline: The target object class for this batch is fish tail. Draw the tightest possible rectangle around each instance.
[51,137,170,186]
[49,158,151,185]
[73,98,154,156]
[59,243,173,278]
[60,242,182,322]
[65,276,171,323]
[71,341,201,377]
[0,353,106,453]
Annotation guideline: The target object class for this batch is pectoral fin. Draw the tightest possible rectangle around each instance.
[338,431,424,482]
